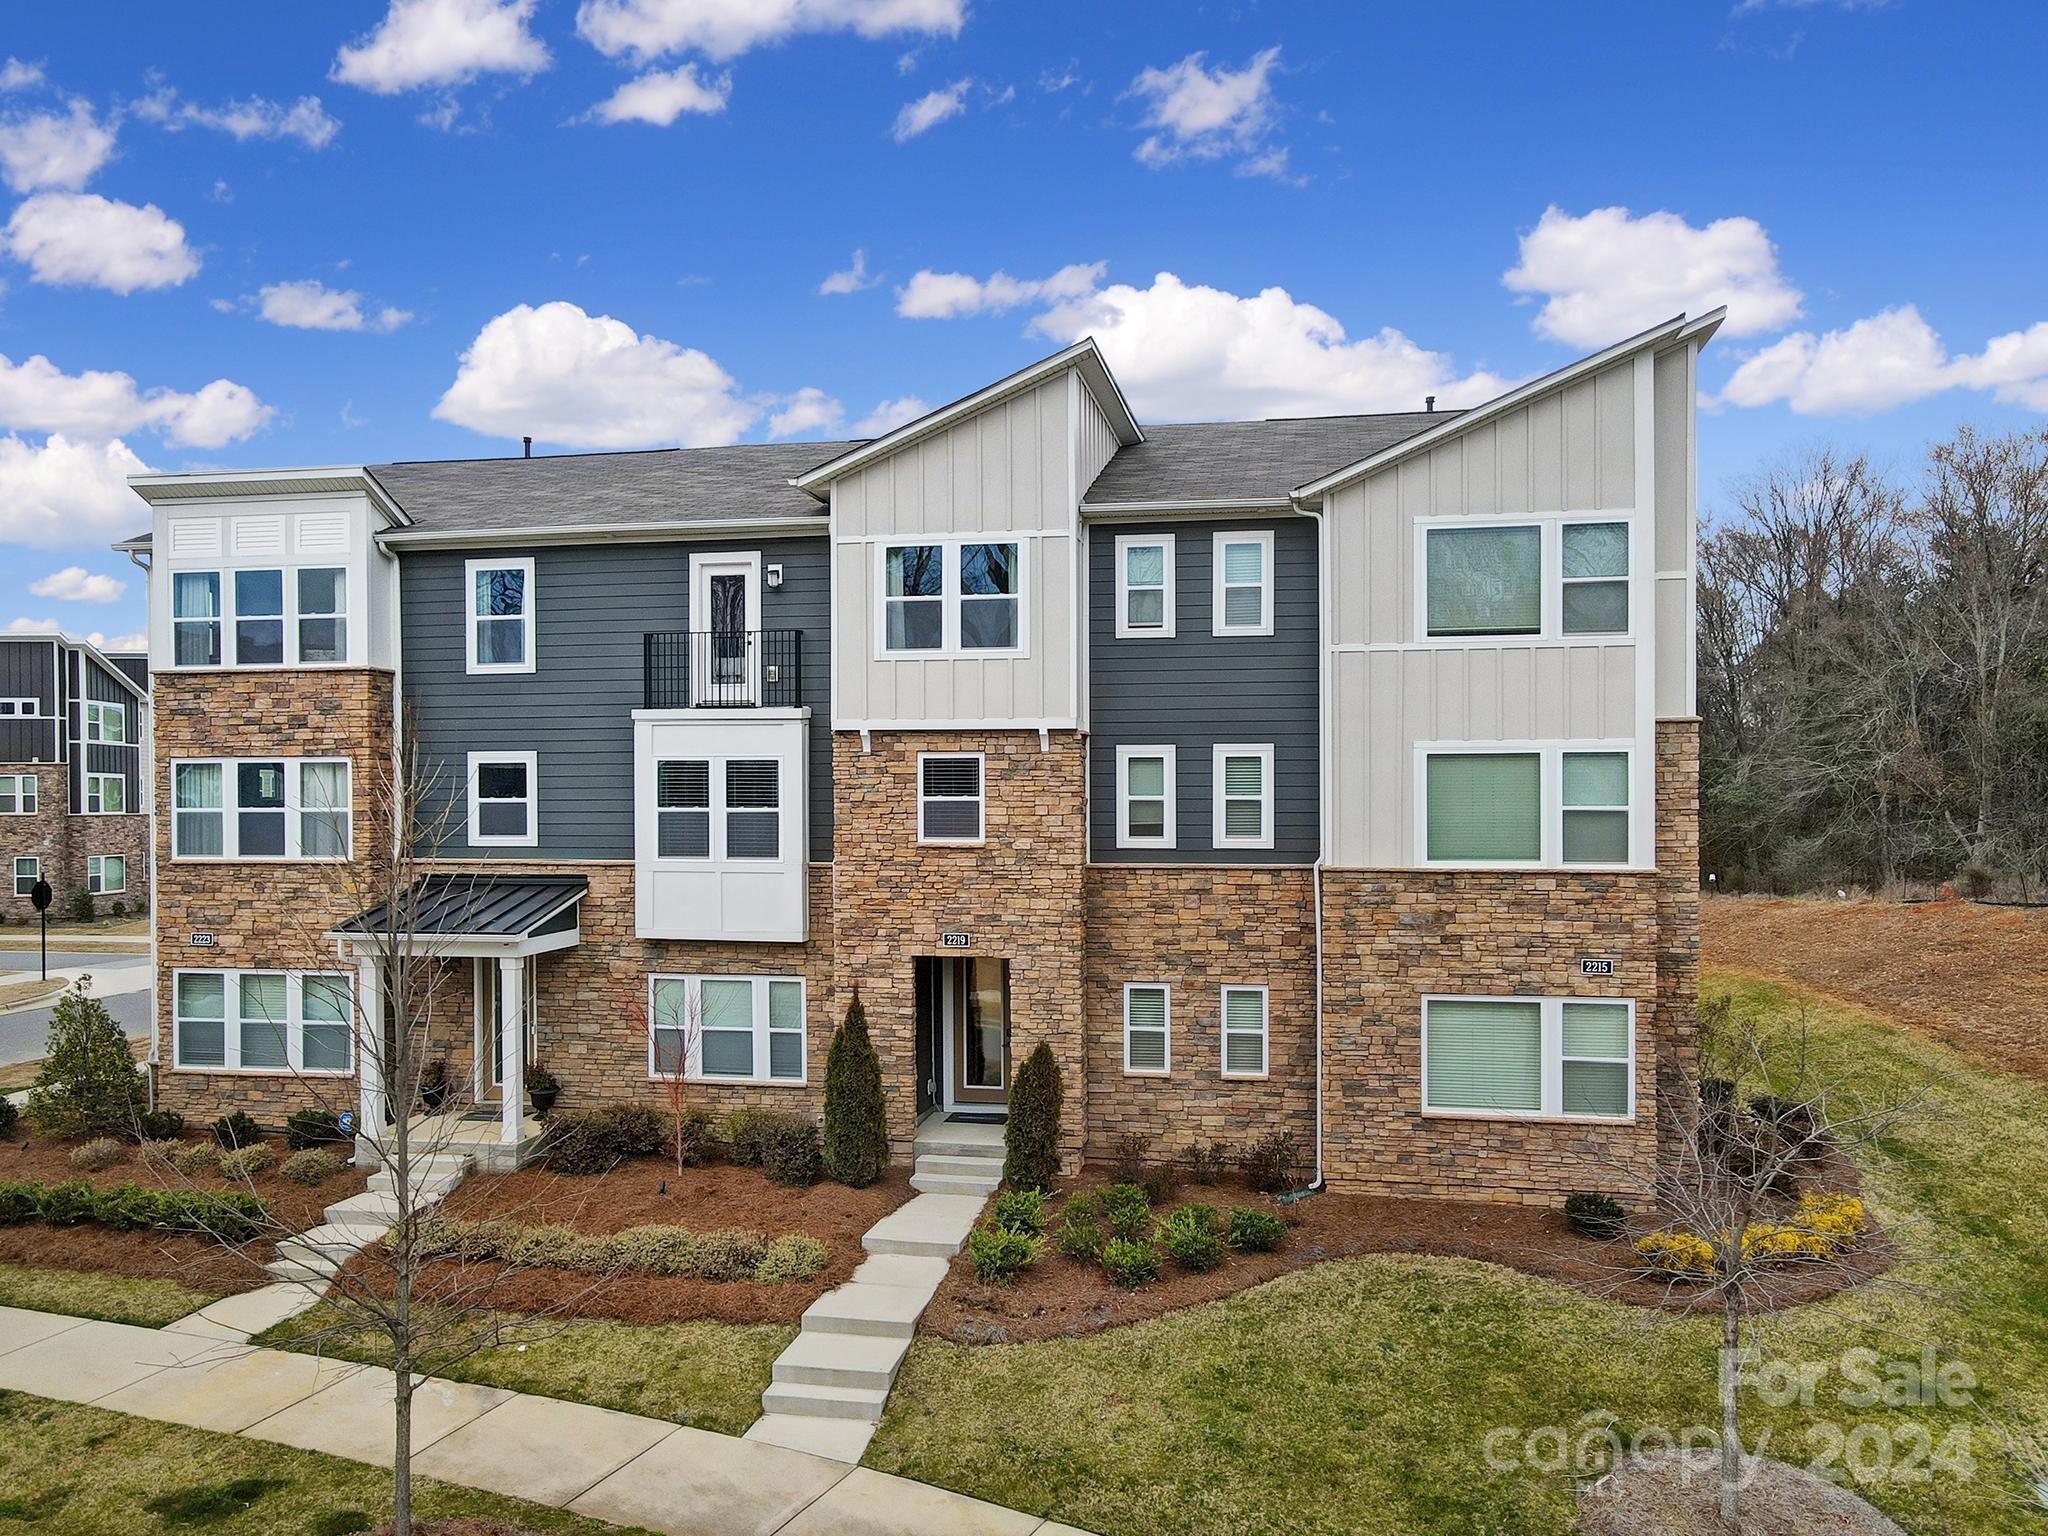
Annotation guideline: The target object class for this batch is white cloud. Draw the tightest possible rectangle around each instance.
[1503,204,1805,348]
[4,618,146,650]
[819,248,878,295]
[0,351,272,448]
[0,59,44,92]
[3,192,199,293]
[0,99,116,193]
[434,300,759,449]
[1951,321,2048,411]
[852,395,926,435]
[896,261,1105,319]
[255,279,412,333]
[575,0,966,63]
[768,386,844,439]
[0,434,155,548]
[133,87,341,148]
[587,63,730,124]
[29,566,125,603]
[1715,304,2048,416]
[1128,46,1281,170]
[892,78,968,141]
[1039,61,1078,93]
[332,0,549,93]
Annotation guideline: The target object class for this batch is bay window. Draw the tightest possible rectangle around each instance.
[168,564,352,667]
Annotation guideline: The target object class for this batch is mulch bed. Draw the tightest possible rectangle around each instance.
[393,1158,918,1326]
[0,1133,365,1296]
[921,1162,1887,1344]
[1577,1450,1906,1535]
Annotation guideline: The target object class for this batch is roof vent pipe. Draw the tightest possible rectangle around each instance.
[522,436,532,458]
[1424,395,1435,413]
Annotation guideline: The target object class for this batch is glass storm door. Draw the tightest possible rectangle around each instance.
[691,555,759,705]
[945,957,1008,1108]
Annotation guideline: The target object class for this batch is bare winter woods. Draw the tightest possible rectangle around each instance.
[1699,425,2048,894]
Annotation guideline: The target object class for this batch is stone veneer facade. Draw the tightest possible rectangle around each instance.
[0,762,149,925]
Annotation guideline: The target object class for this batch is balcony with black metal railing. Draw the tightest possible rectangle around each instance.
[643,629,804,709]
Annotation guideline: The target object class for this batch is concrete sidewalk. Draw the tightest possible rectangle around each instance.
[0,1304,1092,1536]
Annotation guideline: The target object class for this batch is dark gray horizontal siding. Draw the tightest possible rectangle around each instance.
[1087,517,1319,863]
[401,538,832,861]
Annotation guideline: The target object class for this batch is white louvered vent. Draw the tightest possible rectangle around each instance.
[295,512,350,555]
[231,517,286,558]
[165,518,222,559]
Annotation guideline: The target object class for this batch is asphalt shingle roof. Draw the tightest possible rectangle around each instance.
[1081,411,1453,506]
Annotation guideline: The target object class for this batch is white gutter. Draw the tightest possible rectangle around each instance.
[376,517,823,550]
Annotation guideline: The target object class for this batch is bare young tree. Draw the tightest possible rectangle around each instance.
[643,979,704,1175]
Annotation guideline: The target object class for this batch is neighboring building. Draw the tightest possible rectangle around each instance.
[0,633,151,924]
[121,310,1718,1200]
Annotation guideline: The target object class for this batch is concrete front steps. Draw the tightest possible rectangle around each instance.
[265,1151,472,1284]
[748,1121,1003,1462]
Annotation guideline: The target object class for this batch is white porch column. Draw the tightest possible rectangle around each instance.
[355,952,385,1161]
[498,954,525,1146]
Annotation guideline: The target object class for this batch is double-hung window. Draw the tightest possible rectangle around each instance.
[85,773,125,815]
[170,565,351,667]
[173,969,355,1074]
[84,701,125,743]
[298,567,349,663]
[172,758,351,859]
[1212,744,1273,850]
[1561,522,1629,634]
[1123,984,1170,1074]
[652,756,782,861]
[880,541,1023,655]
[1422,996,1634,1120]
[86,854,125,895]
[1213,531,1273,636]
[12,857,37,896]
[172,571,222,666]
[1115,534,1175,638]
[1221,985,1269,1077]
[0,774,35,814]
[1421,745,1634,867]
[1116,746,1175,848]
[649,974,806,1084]
[468,752,537,847]
[918,753,984,844]
[1422,518,1631,640]
[234,569,286,665]
[467,557,535,673]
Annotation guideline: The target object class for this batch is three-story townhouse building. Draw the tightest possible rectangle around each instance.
[122,310,1717,1199]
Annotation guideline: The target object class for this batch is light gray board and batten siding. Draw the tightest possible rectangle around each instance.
[399,538,833,861]
[1087,517,1319,863]
[0,639,60,765]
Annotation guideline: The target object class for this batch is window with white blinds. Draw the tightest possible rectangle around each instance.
[656,759,711,857]
[172,758,351,860]
[1423,996,1634,1120]
[172,969,353,1074]
[1421,745,1636,867]
[1221,985,1268,1077]
[652,756,781,862]
[649,973,806,1084]
[1123,984,1170,1074]
[918,753,984,843]
[1213,744,1273,849]
[1212,530,1274,636]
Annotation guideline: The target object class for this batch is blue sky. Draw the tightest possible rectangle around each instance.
[2,0,2043,646]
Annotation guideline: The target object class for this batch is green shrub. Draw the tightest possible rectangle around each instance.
[96,1185,169,1232]
[285,1109,346,1151]
[1225,1206,1285,1253]
[135,1109,185,1142]
[1240,1130,1304,1194]
[0,1098,15,1138]
[670,1106,712,1168]
[991,1186,1048,1235]
[540,1104,673,1175]
[281,1148,346,1187]
[721,1108,779,1167]
[822,992,888,1187]
[1055,1194,1105,1261]
[170,1141,222,1176]
[23,982,146,1139]
[756,1233,829,1283]
[212,1111,262,1151]
[1187,1140,1231,1185]
[1100,1183,1152,1244]
[69,1137,124,1172]
[967,1222,1044,1285]
[1100,1237,1159,1290]
[1108,1131,1151,1187]
[37,1181,99,1226]
[69,887,94,923]
[1003,1043,1063,1192]
[1563,1191,1629,1240]
[219,1144,274,1180]
[166,1190,267,1243]
[138,1139,183,1173]
[762,1119,822,1187]
[0,1182,39,1225]
[686,1228,769,1281]
[1156,1203,1225,1270]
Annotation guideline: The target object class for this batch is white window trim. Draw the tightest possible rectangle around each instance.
[1220,984,1269,1079]
[873,538,1030,660]
[467,750,539,848]
[1115,744,1177,849]
[1122,982,1172,1076]
[12,856,37,897]
[1420,993,1637,1123]
[650,754,788,866]
[1412,512,1638,646]
[86,854,126,895]
[0,699,39,717]
[1413,740,1640,871]
[170,757,354,862]
[1212,529,1275,638]
[171,967,356,1076]
[164,563,355,672]
[917,750,986,846]
[1114,533,1176,639]
[0,773,36,815]
[1212,743,1275,851]
[84,772,125,815]
[466,556,537,675]
[84,700,126,744]
[647,973,807,1086]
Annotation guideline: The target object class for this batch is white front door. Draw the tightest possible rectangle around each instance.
[474,956,537,1101]
[691,553,761,706]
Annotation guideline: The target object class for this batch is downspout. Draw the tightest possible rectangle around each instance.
[127,545,161,1101]
[1294,495,1329,1192]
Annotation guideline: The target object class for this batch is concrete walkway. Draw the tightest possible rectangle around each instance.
[0,1302,1091,1536]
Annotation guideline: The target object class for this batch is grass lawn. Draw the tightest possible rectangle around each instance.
[0,1390,652,1535]
[261,1306,793,1439]
[866,969,2048,1536]
[0,1264,222,1328]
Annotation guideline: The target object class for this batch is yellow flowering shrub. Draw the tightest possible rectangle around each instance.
[1794,1192,1867,1243]
[1741,1222,1831,1260]
[1633,1231,1717,1275]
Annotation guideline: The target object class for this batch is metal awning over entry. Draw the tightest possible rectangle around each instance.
[328,874,586,959]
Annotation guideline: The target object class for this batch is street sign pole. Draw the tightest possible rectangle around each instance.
[29,879,52,983]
